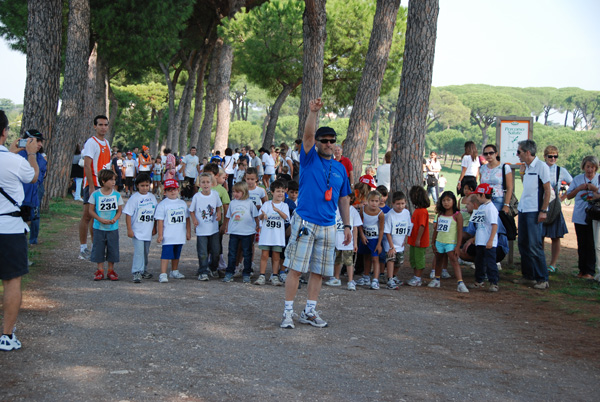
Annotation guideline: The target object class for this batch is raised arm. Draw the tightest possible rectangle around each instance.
[303,98,323,154]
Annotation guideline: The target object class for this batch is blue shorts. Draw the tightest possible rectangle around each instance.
[435,241,456,254]
[358,238,381,257]
[161,244,183,260]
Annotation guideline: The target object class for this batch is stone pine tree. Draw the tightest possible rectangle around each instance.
[297,0,327,139]
[43,0,90,210]
[342,0,402,177]
[20,0,62,140]
[390,0,439,209]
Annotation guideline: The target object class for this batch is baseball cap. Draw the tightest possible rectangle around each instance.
[475,183,492,195]
[359,175,376,189]
[164,179,179,189]
[23,129,44,140]
[126,151,132,156]
[315,126,336,139]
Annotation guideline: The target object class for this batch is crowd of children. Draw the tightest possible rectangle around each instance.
[88,161,500,294]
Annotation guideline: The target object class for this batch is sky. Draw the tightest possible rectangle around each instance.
[1,0,599,105]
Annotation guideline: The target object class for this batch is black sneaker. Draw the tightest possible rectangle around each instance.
[141,271,153,279]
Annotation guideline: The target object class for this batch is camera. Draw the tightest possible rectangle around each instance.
[18,138,28,148]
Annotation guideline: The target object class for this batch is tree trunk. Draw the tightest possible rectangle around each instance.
[42,0,89,210]
[21,0,62,141]
[95,51,109,118]
[82,42,97,144]
[106,84,118,143]
[371,109,380,167]
[197,39,222,157]
[213,43,234,154]
[297,0,326,139]
[564,110,569,127]
[261,107,270,144]
[189,62,206,155]
[262,83,297,149]
[386,108,395,152]
[390,0,439,210]
[159,60,177,150]
[343,0,401,176]
[174,53,200,155]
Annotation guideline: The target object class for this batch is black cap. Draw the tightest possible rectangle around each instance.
[24,129,44,140]
[315,126,336,138]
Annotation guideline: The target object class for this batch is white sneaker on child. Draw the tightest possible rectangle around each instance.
[429,269,435,279]
[159,273,169,283]
[325,278,341,287]
[169,270,185,279]
[407,277,422,287]
[441,269,451,279]
[347,280,356,291]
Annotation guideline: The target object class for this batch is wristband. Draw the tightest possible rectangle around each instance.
[503,203,509,207]
[343,225,351,229]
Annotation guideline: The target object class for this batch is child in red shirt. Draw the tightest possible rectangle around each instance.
[407,186,430,286]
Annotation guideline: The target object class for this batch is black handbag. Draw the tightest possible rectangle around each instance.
[0,187,31,221]
[585,176,600,224]
[544,167,562,225]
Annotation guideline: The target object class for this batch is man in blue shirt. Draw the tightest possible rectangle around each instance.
[280,98,352,329]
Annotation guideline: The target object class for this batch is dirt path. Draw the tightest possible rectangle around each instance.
[1,201,599,401]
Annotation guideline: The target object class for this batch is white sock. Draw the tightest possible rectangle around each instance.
[305,300,317,313]
[284,301,294,311]
[80,244,87,252]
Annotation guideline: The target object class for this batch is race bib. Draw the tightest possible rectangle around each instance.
[437,216,452,233]
[265,216,282,229]
[167,207,186,225]
[470,211,485,224]
[363,225,378,238]
[394,221,411,236]
[137,208,155,223]
[335,217,344,231]
[98,195,118,212]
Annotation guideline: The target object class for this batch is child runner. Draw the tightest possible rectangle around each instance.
[152,156,163,195]
[352,182,370,208]
[279,180,299,282]
[376,185,391,213]
[469,183,499,291]
[383,191,411,289]
[222,182,260,283]
[255,180,289,286]
[356,191,385,290]
[123,173,157,283]
[123,152,136,196]
[325,193,362,290]
[406,185,430,286]
[190,172,223,281]
[203,163,230,274]
[89,169,124,281]
[245,167,268,211]
[429,191,469,293]
[457,182,476,267]
[154,179,191,283]
[233,159,247,185]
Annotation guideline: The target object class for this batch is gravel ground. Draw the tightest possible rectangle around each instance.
[1,206,599,401]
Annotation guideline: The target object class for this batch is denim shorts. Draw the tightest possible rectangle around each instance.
[435,241,456,254]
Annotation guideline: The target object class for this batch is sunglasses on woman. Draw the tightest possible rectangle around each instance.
[546,155,558,159]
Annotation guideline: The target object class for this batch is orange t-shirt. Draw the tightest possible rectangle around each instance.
[408,207,430,248]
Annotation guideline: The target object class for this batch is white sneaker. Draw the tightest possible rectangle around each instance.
[78,248,91,261]
[428,279,441,288]
[0,334,21,351]
[270,275,282,286]
[347,280,356,291]
[441,269,451,279]
[370,280,380,290]
[299,309,328,328]
[407,277,422,287]
[198,274,209,281]
[496,262,502,271]
[457,282,469,293]
[325,278,342,287]
[356,276,371,286]
[254,274,266,285]
[159,273,168,283]
[429,269,436,279]
[280,310,297,329]
[169,270,185,279]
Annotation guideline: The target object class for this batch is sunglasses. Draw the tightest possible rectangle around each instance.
[546,155,558,159]
[516,150,522,155]
[482,151,496,156]
[317,138,336,144]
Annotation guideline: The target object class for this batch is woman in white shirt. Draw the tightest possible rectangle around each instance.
[457,141,480,196]
[259,147,275,190]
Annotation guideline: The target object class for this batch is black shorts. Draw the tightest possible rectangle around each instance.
[83,185,99,204]
[467,243,506,263]
[125,177,134,188]
[0,233,29,280]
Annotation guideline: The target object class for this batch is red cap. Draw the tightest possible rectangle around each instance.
[475,183,492,195]
[164,179,179,189]
[359,175,376,189]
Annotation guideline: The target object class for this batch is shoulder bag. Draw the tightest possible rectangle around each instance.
[544,167,562,225]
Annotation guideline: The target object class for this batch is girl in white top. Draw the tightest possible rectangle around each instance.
[329,202,362,290]
[223,181,260,282]
[457,141,480,195]
[256,181,290,286]
[260,148,275,189]
[357,191,385,290]
[152,157,163,196]
[245,167,268,211]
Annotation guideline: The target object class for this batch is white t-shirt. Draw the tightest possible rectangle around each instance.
[335,206,362,251]
[518,157,550,213]
[461,155,480,177]
[154,198,189,245]
[189,190,222,236]
[227,199,259,235]
[124,159,136,177]
[0,146,35,234]
[383,209,412,252]
[176,164,184,181]
[472,201,498,247]
[233,168,245,184]
[223,155,236,174]
[258,201,289,247]
[376,164,391,190]
[248,186,266,210]
[426,158,441,178]
[262,153,275,175]
[183,154,199,178]
[123,192,158,241]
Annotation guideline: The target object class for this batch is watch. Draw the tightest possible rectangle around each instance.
[540,209,548,213]
[343,224,352,229]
